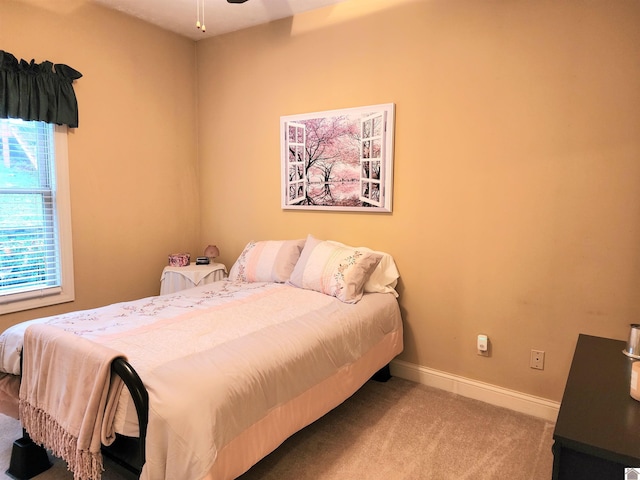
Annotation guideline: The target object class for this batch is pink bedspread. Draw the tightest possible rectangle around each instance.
[0,280,403,480]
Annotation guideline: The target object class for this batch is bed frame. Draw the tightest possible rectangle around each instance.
[6,359,391,479]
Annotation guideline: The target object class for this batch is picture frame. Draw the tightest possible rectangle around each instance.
[280,103,395,212]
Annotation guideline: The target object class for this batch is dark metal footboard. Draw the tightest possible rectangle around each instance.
[100,357,149,478]
[8,357,149,480]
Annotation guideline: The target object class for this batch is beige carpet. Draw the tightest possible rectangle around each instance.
[0,377,555,479]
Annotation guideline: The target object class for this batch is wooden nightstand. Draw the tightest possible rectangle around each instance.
[552,334,640,479]
[160,262,227,295]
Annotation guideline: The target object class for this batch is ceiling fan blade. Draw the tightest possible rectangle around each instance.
[227,0,250,3]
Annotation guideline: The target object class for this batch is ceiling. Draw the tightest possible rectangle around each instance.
[91,0,348,41]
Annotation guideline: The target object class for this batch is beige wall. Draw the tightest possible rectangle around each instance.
[197,0,640,401]
[0,1,201,327]
[2,0,640,403]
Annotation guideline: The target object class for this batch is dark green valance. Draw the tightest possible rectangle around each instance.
[0,50,82,128]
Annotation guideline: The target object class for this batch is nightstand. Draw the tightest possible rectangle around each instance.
[160,262,227,295]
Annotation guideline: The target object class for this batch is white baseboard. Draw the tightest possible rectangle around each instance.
[390,359,559,422]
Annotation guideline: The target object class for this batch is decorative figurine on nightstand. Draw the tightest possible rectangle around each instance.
[197,245,220,265]
[168,253,190,267]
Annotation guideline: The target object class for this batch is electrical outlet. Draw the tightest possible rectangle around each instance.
[477,334,489,356]
[530,349,545,370]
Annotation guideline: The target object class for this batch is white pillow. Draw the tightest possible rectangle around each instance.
[328,240,399,297]
[228,239,306,283]
[289,235,382,303]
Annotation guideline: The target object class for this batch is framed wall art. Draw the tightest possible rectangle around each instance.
[280,103,395,212]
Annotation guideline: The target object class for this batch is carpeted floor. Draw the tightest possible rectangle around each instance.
[0,377,555,479]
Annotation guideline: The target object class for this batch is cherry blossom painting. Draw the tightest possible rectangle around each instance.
[281,103,395,212]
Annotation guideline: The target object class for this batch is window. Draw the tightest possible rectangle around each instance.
[0,119,74,314]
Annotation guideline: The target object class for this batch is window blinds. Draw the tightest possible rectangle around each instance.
[0,119,61,301]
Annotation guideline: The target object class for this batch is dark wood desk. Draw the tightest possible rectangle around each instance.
[552,334,640,479]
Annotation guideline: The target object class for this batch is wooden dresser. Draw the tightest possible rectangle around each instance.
[552,334,640,479]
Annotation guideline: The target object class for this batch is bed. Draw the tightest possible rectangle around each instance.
[0,235,403,480]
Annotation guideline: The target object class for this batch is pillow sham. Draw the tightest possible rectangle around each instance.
[327,240,400,297]
[228,239,306,283]
[289,235,382,303]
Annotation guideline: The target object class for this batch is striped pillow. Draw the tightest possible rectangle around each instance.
[228,239,306,283]
[288,235,382,303]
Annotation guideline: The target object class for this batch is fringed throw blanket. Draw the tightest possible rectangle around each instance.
[19,324,126,480]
